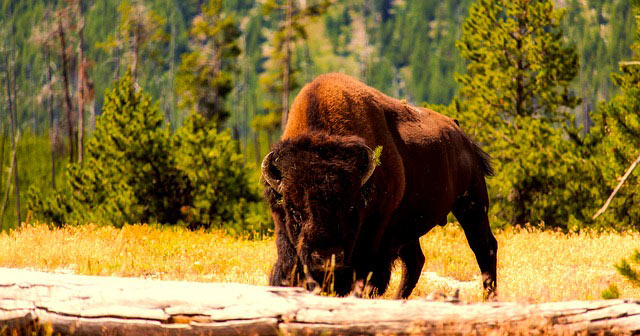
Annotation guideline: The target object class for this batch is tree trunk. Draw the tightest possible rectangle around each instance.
[3,52,13,182]
[76,2,85,163]
[281,0,292,131]
[46,48,56,190]
[11,50,20,226]
[166,20,176,125]
[114,43,121,82]
[132,26,140,82]
[0,125,7,195]
[253,130,261,164]
[3,51,19,227]
[113,5,120,82]
[2,268,640,335]
[211,56,221,124]
[88,101,96,133]
[0,132,19,229]
[58,19,75,162]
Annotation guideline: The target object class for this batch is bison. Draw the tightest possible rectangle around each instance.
[261,73,497,299]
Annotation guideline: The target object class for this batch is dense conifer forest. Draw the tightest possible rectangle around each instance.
[0,0,637,232]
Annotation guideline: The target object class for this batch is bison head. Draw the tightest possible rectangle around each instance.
[262,132,377,289]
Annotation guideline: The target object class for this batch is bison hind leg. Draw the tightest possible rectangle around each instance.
[452,177,498,299]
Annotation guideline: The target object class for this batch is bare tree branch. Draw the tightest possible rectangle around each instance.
[593,153,640,219]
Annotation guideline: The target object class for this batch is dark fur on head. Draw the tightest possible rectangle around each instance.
[263,132,375,293]
[265,132,373,191]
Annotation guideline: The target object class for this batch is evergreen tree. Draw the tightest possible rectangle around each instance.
[456,0,580,125]
[453,0,596,229]
[172,113,270,234]
[259,0,331,131]
[67,71,187,226]
[175,0,241,126]
[97,0,167,82]
[29,72,188,227]
[590,0,640,229]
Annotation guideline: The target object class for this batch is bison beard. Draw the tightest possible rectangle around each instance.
[262,73,497,299]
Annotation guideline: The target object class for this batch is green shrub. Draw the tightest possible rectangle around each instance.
[173,113,271,235]
[604,249,640,299]
[615,250,640,286]
[26,186,78,226]
[601,283,621,300]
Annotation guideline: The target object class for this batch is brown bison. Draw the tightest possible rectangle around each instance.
[262,73,497,299]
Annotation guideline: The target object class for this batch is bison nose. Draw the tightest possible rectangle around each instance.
[311,249,345,270]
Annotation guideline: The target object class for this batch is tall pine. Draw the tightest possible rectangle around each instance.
[453,0,597,229]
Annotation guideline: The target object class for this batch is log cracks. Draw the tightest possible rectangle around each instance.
[1,268,639,335]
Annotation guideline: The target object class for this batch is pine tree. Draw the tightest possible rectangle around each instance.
[590,0,640,229]
[65,71,187,226]
[453,0,596,229]
[456,0,580,126]
[172,113,269,233]
[175,0,241,126]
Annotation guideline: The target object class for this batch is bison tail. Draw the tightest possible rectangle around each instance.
[472,141,494,177]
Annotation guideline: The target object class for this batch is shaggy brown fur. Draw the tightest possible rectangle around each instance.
[263,73,497,299]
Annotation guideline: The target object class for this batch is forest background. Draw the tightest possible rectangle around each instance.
[0,0,638,234]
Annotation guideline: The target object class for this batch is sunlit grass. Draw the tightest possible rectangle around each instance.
[2,223,639,303]
[2,224,274,285]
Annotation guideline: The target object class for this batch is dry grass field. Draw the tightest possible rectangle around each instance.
[2,223,639,302]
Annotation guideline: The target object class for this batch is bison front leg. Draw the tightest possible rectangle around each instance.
[394,240,425,299]
[269,230,303,287]
[453,180,498,300]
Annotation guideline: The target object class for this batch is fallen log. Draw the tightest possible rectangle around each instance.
[1,267,639,335]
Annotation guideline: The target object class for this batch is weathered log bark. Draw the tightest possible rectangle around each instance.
[1,267,639,335]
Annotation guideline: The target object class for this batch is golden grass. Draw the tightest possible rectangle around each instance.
[2,224,274,284]
[2,223,639,303]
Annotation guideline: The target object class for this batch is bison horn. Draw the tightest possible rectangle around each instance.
[361,145,377,187]
[261,151,283,193]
